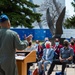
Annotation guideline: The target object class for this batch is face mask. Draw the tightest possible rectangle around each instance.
[35,44,38,47]
[55,42,59,46]
[71,42,74,45]
[46,44,50,49]
[64,43,68,47]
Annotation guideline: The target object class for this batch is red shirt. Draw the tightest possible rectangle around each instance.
[53,44,63,55]
[70,44,75,54]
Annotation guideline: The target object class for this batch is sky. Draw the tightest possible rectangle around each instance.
[66,0,75,16]
[33,0,75,17]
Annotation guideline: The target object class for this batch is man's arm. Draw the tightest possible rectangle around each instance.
[66,56,73,61]
[42,49,45,61]
[66,48,74,61]
[14,33,33,50]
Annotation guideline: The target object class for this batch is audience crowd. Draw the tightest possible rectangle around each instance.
[21,35,75,75]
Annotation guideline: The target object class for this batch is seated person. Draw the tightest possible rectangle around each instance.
[37,44,43,60]
[38,41,54,74]
[41,37,49,49]
[70,40,75,64]
[47,40,74,75]
[34,40,43,61]
[25,41,35,51]
[53,38,63,59]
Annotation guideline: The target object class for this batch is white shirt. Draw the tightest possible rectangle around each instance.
[46,49,49,60]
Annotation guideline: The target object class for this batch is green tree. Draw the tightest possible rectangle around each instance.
[0,0,42,28]
[64,15,75,28]
[64,0,75,28]
[71,0,75,12]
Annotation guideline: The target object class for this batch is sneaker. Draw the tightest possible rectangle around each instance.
[72,66,75,68]
[66,64,69,67]
[55,71,64,75]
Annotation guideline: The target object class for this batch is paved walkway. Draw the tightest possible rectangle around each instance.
[47,65,75,75]
[30,63,75,75]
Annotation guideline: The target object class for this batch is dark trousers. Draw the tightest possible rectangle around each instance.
[73,54,75,64]
[47,59,67,75]
[0,65,5,75]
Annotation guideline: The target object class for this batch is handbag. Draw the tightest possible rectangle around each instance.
[33,68,45,75]
[33,68,39,75]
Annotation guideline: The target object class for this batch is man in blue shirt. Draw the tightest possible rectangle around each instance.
[47,40,74,75]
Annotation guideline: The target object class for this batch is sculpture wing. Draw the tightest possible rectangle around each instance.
[55,7,66,35]
[46,8,55,37]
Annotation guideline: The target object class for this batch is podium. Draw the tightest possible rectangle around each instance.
[16,50,36,75]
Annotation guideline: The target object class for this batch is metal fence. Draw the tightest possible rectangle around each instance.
[11,29,52,41]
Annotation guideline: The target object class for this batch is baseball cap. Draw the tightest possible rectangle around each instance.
[0,14,9,23]
[63,39,69,44]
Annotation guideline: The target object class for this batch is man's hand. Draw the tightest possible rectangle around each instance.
[59,57,65,62]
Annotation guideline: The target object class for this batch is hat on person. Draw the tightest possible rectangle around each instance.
[44,37,49,42]
[63,39,69,45]
[0,14,9,23]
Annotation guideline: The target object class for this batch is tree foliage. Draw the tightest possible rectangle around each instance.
[64,1,75,28]
[71,0,75,12]
[0,0,42,28]
[38,0,62,27]
[64,15,75,28]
